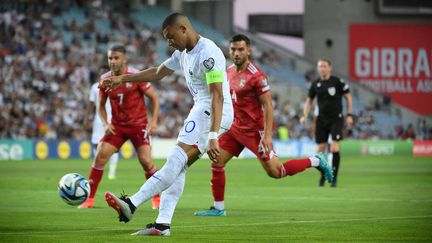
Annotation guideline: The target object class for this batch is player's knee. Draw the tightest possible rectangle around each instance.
[156,166,178,185]
[138,156,153,170]
[266,167,281,179]
[92,161,105,170]
[317,144,326,153]
[211,161,225,168]
[94,152,111,165]
[330,144,340,153]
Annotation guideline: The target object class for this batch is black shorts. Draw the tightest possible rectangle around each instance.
[315,116,343,144]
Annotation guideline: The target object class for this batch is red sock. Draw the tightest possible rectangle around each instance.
[280,158,312,177]
[88,166,104,199]
[211,165,225,201]
[145,165,158,179]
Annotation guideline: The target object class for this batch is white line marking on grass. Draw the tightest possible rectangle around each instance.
[183,194,432,203]
[177,215,432,228]
[1,215,431,235]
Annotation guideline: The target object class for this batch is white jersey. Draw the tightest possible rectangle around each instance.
[163,36,232,109]
[89,82,112,144]
[163,36,233,153]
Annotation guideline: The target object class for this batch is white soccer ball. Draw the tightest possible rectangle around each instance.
[58,173,90,206]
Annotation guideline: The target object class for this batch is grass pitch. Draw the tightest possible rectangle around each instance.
[0,155,431,242]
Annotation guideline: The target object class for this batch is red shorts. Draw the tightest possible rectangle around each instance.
[219,127,276,162]
[101,124,151,150]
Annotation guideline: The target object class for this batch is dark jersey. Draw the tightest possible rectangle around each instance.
[308,76,350,119]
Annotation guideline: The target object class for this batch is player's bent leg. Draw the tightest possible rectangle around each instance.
[79,142,117,209]
[132,146,200,236]
[261,154,332,182]
[130,168,186,236]
[128,145,187,207]
[105,143,193,221]
[156,167,186,224]
[136,145,160,209]
[260,157,282,178]
[260,155,312,178]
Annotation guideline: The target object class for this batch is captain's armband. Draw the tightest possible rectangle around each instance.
[205,70,223,84]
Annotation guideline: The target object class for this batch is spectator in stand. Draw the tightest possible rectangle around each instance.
[402,124,416,140]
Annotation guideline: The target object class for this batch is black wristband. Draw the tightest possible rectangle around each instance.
[346,113,354,117]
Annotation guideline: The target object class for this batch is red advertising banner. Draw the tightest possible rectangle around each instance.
[349,24,432,115]
[413,140,432,157]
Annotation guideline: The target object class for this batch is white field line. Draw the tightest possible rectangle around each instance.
[0,215,431,235]
[183,194,432,203]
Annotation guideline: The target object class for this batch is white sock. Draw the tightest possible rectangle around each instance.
[155,167,187,225]
[130,145,187,207]
[213,201,224,210]
[327,153,333,167]
[108,153,119,177]
[309,156,320,167]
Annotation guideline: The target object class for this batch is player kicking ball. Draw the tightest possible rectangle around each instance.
[101,13,234,236]
[194,35,333,217]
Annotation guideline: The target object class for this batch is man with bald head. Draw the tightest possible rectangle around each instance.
[102,13,233,236]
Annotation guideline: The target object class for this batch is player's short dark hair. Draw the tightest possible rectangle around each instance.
[162,12,185,30]
[318,58,332,66]
[230,34,251,46]
[109,44,126,54]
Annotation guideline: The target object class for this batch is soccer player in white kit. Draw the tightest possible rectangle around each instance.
[86,82,119,180]
[102,13,234,236]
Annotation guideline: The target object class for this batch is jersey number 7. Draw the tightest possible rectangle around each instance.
[117,93,124,105]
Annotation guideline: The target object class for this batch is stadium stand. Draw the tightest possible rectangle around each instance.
[0,1,430,141]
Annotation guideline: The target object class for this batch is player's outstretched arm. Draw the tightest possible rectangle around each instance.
[123,64,173,83]
[102,64,173,89]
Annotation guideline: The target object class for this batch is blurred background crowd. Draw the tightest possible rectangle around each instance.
[1,0,430,141]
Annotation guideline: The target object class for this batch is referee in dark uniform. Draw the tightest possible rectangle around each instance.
[300,58,353,187]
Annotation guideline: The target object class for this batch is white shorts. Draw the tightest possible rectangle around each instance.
[91,126,105,144]
[177,104,233,154]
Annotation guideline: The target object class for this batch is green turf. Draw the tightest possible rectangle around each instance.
[0,155,431,242]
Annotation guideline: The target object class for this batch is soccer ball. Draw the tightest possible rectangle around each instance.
[58,173,90,206]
